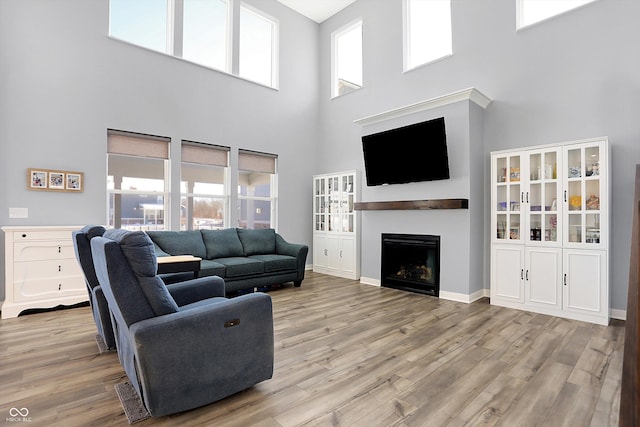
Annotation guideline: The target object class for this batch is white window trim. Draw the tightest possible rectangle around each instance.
[107,0,277,89]
[331,18,363,99]
[516,0,598,31]
[237,150,278,230]
[180,142,231,230]
[402,0,453,73]
[239,3,280,89]
[106,158,171,230]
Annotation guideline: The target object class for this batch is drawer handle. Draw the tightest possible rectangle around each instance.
[22,233,27,238]
[58,284,62,291]
[58,265,61,272]
[58,246,62,253]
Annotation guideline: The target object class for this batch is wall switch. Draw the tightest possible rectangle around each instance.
[9,207,29,218]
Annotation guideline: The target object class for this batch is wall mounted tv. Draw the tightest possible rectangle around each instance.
[362,117,450,186]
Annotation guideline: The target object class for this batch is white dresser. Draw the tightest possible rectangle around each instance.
[2,226,87,319]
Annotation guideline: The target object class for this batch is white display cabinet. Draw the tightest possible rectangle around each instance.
[312,171,360,280]
[490,138,609,325]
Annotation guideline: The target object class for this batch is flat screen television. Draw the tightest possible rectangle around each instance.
[362,117,450,186]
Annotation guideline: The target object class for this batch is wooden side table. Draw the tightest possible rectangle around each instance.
[157,255,202,278]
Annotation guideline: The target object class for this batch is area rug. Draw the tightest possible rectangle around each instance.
[115,381,150,424]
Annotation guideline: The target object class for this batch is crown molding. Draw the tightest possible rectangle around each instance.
[354,87,492,127]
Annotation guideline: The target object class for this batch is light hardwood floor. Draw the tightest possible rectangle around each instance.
[0,272,623,426]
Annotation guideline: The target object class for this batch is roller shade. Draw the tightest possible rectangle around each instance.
[182,141,229,167]
[238,149,277,174]
[107,129,169,159]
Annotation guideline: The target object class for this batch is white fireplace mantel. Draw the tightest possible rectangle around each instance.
[353,87,492,127]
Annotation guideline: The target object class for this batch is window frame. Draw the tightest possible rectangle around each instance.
[180,141,231,231]
[239,3,280,89]
[402,0,453,72]
[181,0,232,73]
[106,130,171,231]
[516,0,598,30]
[107,0,278,89]
[237,149,278,230]
[331,18,363,99]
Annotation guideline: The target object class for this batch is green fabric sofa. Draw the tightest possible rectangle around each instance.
[146,228,308,293]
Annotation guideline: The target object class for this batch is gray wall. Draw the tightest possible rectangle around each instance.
[317,0,640,312]
[0,0,319,301]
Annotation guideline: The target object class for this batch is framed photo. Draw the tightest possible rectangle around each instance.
[66,173,83,191]
[49,172,65,190]
[27,168,84,192]
[29,169,48,190]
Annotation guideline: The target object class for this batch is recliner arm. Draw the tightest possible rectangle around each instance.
[166,275,225,306]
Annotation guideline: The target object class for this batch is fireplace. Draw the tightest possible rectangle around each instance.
[381,234,440,297]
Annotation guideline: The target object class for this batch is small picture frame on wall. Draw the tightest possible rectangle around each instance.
[66,173,82,191]
[49,172,65,190]
[29,169,48,190]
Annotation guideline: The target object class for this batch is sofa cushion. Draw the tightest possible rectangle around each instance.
[146,230,207,259]
[103,229,179,316]
[237,228,276,256]
[215,257,264,277]
[248,254,297,273]
[199,259,226,277]
[201,229,244,259]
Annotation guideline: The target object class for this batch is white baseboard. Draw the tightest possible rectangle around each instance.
[360,276,380,286]
[359,277,488,304]
[440,288,489,304]
[610,308,626,321]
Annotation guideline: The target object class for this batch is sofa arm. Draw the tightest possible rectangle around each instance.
[275,234,306,257]
[276,234,308,283]
[166,275,225,306]
[129,293,274,417]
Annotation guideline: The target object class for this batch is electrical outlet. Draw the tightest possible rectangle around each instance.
[9,208,28,218]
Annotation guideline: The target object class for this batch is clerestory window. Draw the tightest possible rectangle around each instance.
[403,0,453,71]
[517,0,597,29]
[331,19,363,98]
[108,0,278,88]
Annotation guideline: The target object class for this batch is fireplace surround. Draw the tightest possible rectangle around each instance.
[381,233,440,297]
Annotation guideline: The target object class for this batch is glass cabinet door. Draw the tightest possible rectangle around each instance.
[340,174,355,233]
[328,176,340,232]
[314,177,327,231]
[527,148,561,245]
[564,142,603,246]
[495,154,523,242]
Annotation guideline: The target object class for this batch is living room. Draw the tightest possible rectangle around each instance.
[1,0,639,424]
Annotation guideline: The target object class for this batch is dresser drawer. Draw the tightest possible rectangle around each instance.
[14,258,82,280]
[13,274,85,303]
[14,241,76,262]
[12,230,74,241]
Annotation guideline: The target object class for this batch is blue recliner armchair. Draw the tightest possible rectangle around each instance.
[90,229,274,418]
[72,225,116,351]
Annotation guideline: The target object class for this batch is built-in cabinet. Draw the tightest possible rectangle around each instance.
[490,138,609,325]
[1,226,87,319]
[313,171,360,280]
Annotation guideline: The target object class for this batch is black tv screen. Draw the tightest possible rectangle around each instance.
[362,117,450,186]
